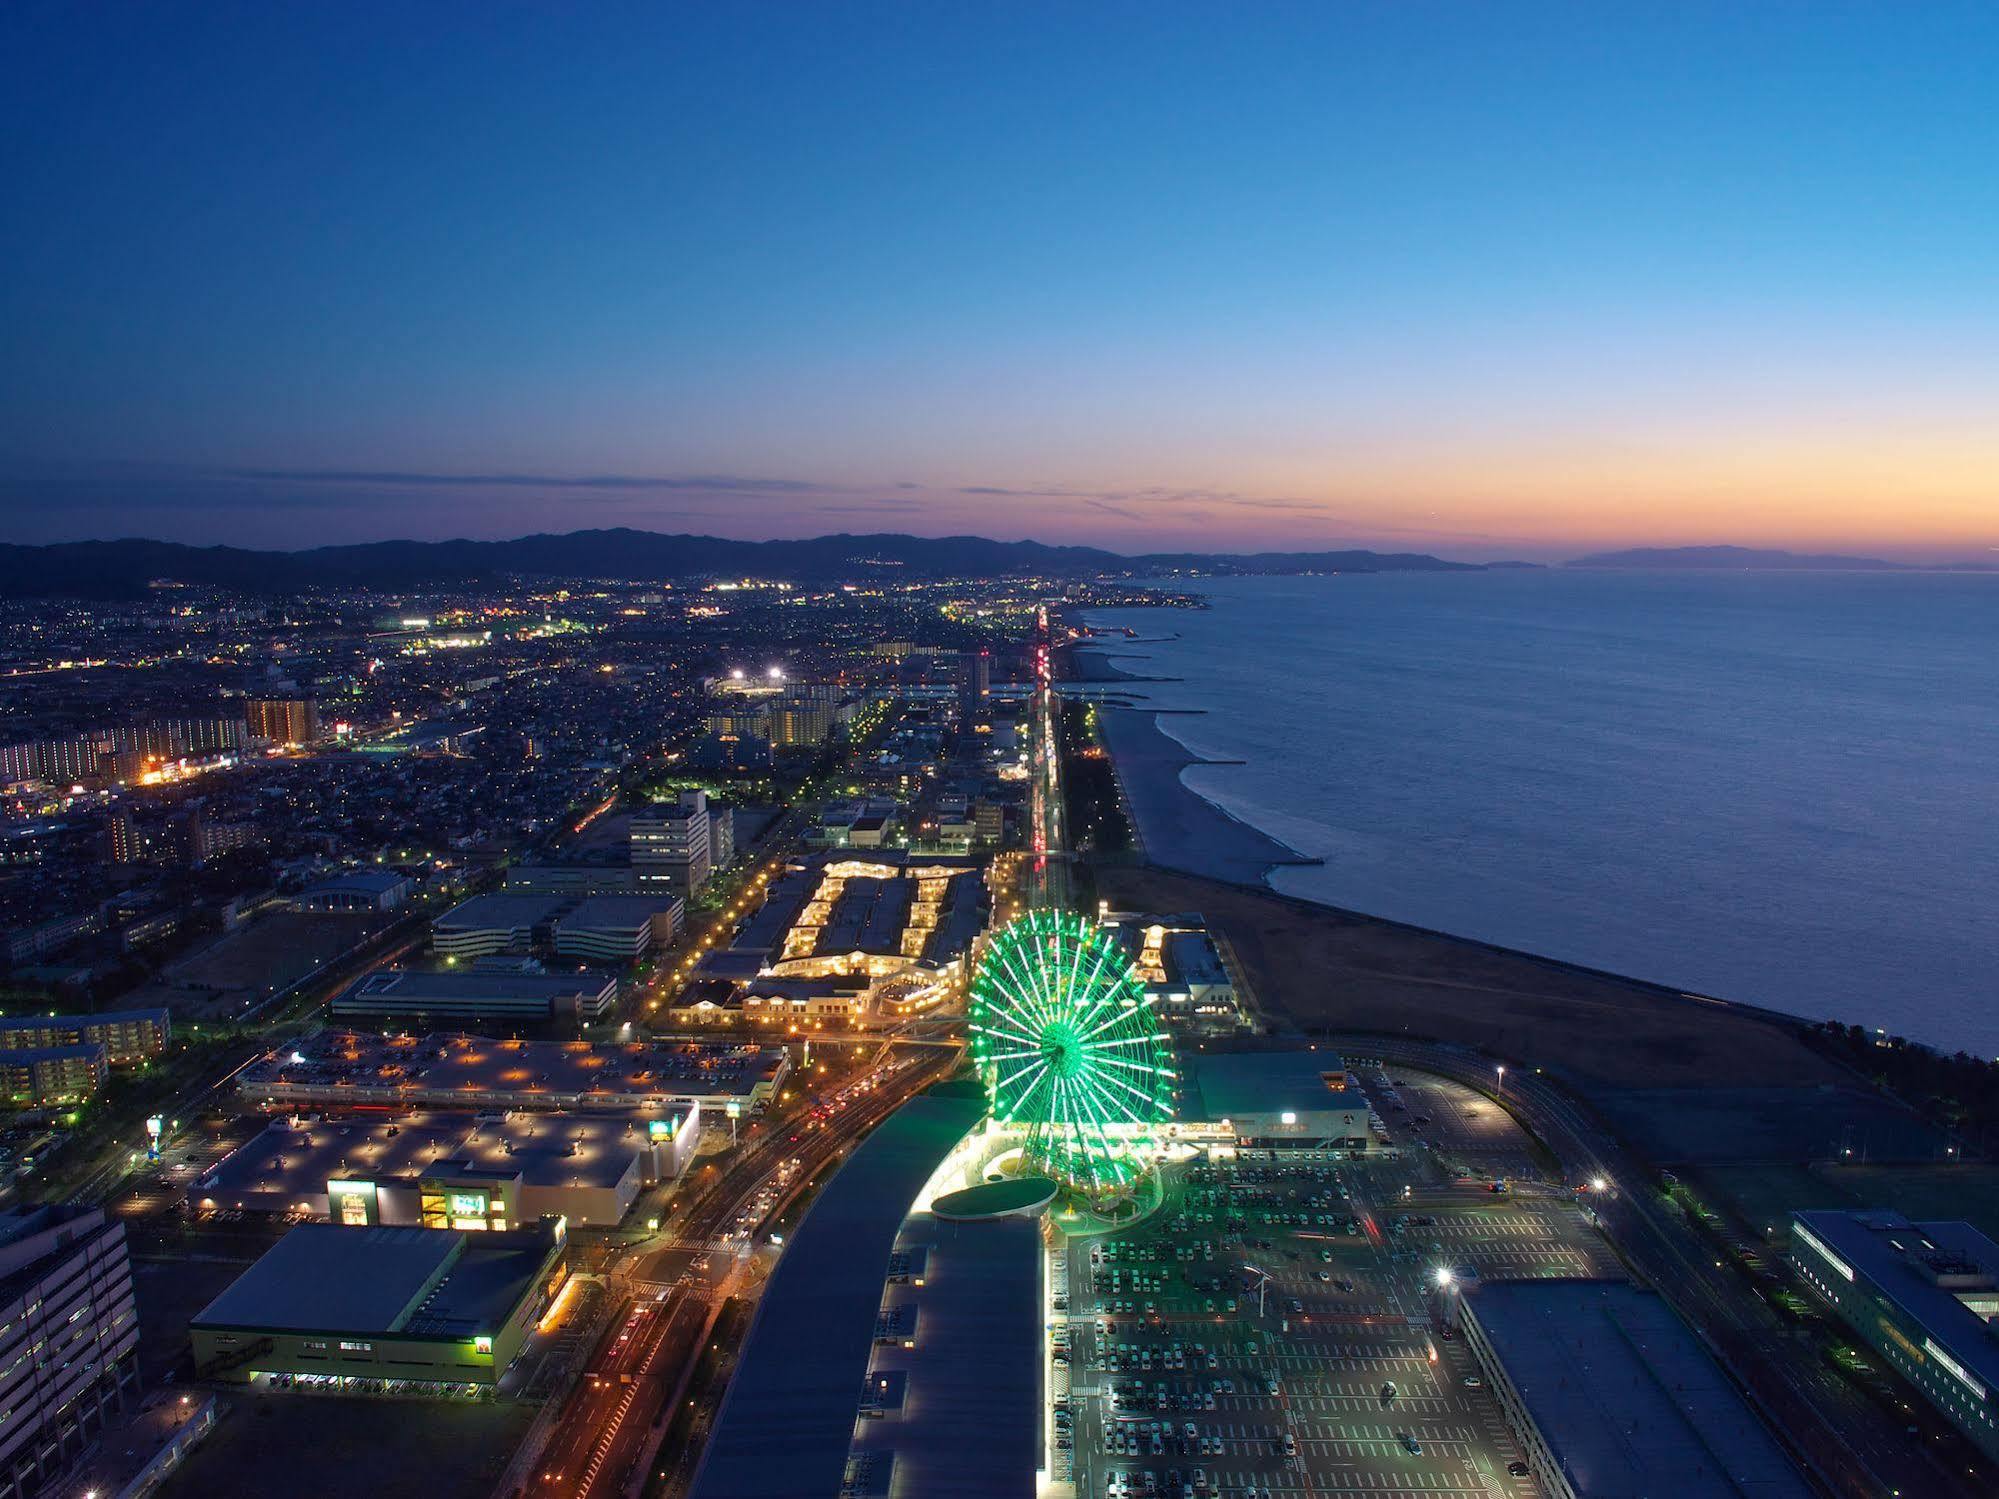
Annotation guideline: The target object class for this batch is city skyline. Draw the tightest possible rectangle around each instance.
[5,3,1997,559]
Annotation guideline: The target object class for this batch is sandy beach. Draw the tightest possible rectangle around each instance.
[1073,635,1315,886]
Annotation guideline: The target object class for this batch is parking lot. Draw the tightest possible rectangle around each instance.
[1055,1066,1617,1499]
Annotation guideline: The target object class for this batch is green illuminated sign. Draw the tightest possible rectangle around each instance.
[449,1192,488,1216]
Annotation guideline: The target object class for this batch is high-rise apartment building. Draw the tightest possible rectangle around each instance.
[245,697,319,747]
[0,1204,139,1499]
[957,650,991,720]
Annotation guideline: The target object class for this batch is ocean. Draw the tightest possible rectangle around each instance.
[1084,569,1999,1057]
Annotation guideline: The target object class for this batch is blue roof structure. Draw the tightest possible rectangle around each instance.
[690,1090,984,1499]
[1467,1279,1814,1498]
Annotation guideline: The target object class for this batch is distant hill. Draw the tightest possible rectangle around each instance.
[1569,545,1912,571]
[0,529,1486,598]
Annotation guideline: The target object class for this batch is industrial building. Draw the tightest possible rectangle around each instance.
[1173,1050,1374,1152]
[0,1206,139,1499]
[692,1088,1045,1499]
[1790,1209,1999,1463]
[330,967,619,1024]
[1459,1278,1813,1499]
[192,1107,699,1229]
[190,1219,566,1393]
[238,1029,787,1116]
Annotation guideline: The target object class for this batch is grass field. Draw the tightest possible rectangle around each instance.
[1695,1160,1999,1243]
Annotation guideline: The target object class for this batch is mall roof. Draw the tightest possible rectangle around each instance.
[851,1212,1043,1497]
[1468,1279,1814,1499]
[1178,1050,1362,1122]
[690,1089,985,1499]
[194,1109,683,1201]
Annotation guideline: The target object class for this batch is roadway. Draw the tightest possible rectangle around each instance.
[1343,1037,1989,1499]
[514,1038,964,1498]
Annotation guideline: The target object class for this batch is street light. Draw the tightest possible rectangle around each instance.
[1494,1065,1505,1095]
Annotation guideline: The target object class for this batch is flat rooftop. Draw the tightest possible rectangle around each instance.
[852,1211,1043,1497]
[1794,1210,1999,1395]
[193,1109,687,1202]
[691,1089,986,1499]
[1468,1278,1814,1499]
[1178,1050,1364,1121]
[192,1222,557,1340]
[434,893,565,929]
[561,895,679,929]
[240,1028,784,1105]
[337,969,615,1004]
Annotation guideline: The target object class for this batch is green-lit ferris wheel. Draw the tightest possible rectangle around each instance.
[967,909,1178,1192]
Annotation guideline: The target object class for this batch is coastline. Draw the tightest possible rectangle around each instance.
[1069,629,1843,1043]
[1073,634,1320,885]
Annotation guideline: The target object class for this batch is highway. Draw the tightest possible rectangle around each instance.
[510,1038,963,1499]
[1343,1036,1990,1499]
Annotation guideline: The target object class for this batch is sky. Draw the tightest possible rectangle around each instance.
[2,2,1996,561]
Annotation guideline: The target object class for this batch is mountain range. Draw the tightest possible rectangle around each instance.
[1567,545,1995,571]
[0,530,1487,599]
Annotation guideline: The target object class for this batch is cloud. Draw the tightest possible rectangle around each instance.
[227,468,857,495]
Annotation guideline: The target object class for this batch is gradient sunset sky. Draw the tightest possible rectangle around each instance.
[3,2,1996,560]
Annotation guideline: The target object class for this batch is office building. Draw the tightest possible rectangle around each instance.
[330,968,619,1024]
[503,863,636,896]
[0,1008,169,1065]
[1790,1210,1999,1462]
[190,1219,566,1393]
[1460,1278,1813,1499]
[632,790,713,898]
[957,649,991,720]
[245,696,319,747]
[431,893,566,960]
[553,895,682,964]
[0,1206,140,1499]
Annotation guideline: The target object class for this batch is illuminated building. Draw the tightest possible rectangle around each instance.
[0,1007,169,1064]
[0,1206,139,1498]
[632,789,715,897]
[245,696,319,747]
[1790,1210,1999,1462]
[190,1219,567,1394]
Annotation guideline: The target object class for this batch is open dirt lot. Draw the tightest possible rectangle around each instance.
[1096,865,1849,1095]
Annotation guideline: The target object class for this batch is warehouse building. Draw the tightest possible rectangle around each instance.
[331,967,618,1024]
[191,1219,566,1393]
[1460,1278,1813,1499]
[192,1107,698,1229]
[293,870,411,913]
[1790,1209,1999,1463]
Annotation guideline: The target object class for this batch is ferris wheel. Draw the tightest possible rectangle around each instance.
[967,909,1178,1191]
